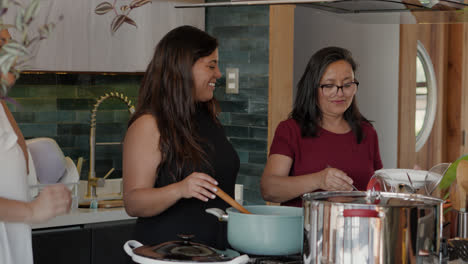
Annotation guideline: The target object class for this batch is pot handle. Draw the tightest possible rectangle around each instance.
[343,209,379,218]
[123,240,143,257]
[206,208,229,222]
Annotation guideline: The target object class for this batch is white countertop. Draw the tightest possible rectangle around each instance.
[32,207,136,229]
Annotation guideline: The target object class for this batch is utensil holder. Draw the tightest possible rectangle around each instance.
[450,210,468,238]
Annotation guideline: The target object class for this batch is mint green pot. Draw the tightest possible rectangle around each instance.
[223,205,303,255]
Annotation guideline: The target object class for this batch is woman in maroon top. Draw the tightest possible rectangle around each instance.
[261,47,383,207]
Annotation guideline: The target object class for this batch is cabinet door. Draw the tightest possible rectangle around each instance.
[32,226,91,264]
[88,219,136,264]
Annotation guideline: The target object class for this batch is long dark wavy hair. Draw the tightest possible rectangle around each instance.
[128,25,219,182]
[292,46,370,144]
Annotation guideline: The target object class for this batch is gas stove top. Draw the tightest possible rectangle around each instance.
[247,255,303,264]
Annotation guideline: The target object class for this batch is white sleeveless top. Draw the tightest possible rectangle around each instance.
[0,103,33,264]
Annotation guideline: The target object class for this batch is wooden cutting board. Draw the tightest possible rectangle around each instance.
[78,199,124,209]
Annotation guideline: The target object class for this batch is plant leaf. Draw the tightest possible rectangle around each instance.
[0,8,8,16]
[95,2,113,15]
[24,0,40,25]
[0,53,15,74]
[2,42,29,57]
[0,24,15,30]
[120,5,129,12]
[38,23,56,39]
[0,82,8,97]
[15,8,24,32]
[130,0,152,8]
[439,155,468,190]
[124,16,137,28]
[0,55,16,77]
[110,15,126,35]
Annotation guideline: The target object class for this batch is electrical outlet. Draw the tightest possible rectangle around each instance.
[226,68,239,94]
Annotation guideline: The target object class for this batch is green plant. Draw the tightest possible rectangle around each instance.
[0,0,62,96]
[95,0,152,35]
[439,155,468,190]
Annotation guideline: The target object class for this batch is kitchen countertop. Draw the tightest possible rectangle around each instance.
[32,207,136,229]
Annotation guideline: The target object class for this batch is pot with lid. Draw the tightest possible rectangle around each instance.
[124,234,249,264]
[302,191,443,264]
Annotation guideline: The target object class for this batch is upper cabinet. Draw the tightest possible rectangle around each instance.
[5,0,204,72]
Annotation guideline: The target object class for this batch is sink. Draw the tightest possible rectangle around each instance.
[78,179,123,203]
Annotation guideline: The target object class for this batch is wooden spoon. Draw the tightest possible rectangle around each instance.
[455,160,468,212]
[215,187,252,214]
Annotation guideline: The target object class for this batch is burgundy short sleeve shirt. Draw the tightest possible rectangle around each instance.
[269,119,383,206]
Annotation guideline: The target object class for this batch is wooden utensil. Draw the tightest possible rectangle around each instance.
[215,187,252,214]
[455,160,468,212]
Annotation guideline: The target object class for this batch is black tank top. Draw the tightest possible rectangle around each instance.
[134,105,240,249]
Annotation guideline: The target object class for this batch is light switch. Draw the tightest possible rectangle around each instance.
[226,68,239,94]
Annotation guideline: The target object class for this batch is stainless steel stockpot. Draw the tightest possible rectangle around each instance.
[302,191,443,264]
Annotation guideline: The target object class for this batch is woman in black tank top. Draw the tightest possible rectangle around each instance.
[123,26,239,250]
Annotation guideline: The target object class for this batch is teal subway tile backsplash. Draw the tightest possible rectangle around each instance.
[239,163,265,178]
[35,111,59,123]
[231,113,267,127]
[57,99,94,110]
[57,124,90,135]
[207,3,269,204]
[248,151,267,164]
[249,127,267,139]
[11,72,142,180]
[236,150,249,163]
[218,100,248,113]
[57,111,76,122]
[249,101,268,114]
[224,125,249,138]
[230,138,267,152]
[19,123,57,137]
[12,112,35,122]
[16,98,56,111]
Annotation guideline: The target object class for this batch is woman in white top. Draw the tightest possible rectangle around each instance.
[0,29,72,264]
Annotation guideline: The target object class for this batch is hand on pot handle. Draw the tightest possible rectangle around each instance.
[319,167,354,191]
[177,172,218,202]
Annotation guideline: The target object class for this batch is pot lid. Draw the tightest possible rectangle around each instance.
[133,234,237,262]
[303,191,443,206]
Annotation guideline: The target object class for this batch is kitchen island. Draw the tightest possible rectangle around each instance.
[32,207,136,264]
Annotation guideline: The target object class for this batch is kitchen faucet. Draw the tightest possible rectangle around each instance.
[85,92,135,200]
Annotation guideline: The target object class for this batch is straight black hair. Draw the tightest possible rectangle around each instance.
[291,46,370,143]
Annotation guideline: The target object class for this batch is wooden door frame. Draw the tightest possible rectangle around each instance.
[398,24,418,169]
[268,5,295,152]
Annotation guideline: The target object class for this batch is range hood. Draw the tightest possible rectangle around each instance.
[175,0,468,13]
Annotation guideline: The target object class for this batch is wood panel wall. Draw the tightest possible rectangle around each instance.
[398,22,468,169]
[415,24,448,169]
[398,24,418,169]
[446,24,467,162]
[268,5,295,152]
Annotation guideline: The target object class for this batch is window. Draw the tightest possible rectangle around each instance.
[415,41,437,152]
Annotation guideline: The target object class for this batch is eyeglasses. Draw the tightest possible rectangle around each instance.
[319,81,359,97]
